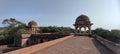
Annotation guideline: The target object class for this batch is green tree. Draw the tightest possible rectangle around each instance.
[40,26,74,33]
[92,28,120,43]
[2,18,25,28]
[0,18,27,44]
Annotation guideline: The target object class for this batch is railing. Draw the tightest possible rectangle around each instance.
[95,35,120,54]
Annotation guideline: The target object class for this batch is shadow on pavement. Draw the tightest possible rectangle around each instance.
[92,38,115,54]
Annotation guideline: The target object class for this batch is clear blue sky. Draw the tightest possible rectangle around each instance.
[0,0,119,30]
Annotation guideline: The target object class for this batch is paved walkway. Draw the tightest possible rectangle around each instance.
[33,36,114,54]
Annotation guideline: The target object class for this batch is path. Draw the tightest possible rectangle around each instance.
[33,36,114,54]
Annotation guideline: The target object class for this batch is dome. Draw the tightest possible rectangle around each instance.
[28,21,38,27]
[76,15,90,22]
[75,15,91,25]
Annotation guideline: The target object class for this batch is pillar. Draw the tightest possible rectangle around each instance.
[75,26,78,34]
[88,26,91,34]
[84,27,86,33]
[79,27,81,34]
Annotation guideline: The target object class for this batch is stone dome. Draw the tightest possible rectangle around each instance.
[75,15,91,25]
[28,21,38,27]
[76,15,90,22]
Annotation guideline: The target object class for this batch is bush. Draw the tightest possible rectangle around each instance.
[40,26,74,33]
[92,28,120,43]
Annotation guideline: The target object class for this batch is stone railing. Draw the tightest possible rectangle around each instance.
[5,35,74,54]
[96,36,120,54]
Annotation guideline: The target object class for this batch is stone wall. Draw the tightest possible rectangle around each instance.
[5,35,74,54]
[0,45,7,54]
[96,36,120,54]
[14,33,71,47]
[13,34,31,47]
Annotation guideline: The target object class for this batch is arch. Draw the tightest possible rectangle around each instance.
[74,15,93,35]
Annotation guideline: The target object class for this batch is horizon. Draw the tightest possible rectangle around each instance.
[0,0,120,30]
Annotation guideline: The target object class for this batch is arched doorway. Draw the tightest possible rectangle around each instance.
[73,15,93,35]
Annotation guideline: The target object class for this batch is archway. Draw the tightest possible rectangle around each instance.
[73,15,93,35]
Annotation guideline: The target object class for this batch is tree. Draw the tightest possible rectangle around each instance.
[109,30,120,43]
[2,18,25,27]
[92,28,120,43]
[0,18,27,44]
[40,26,74,33]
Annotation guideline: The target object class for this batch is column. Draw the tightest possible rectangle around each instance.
[88,26,91,34]
[75,26,78,34]
[84,27,86,33]
[31,28,33,34]
[79,27,81,34]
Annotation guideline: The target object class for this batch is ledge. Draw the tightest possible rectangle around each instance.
[96,36,120,54]
[5,35,74,54]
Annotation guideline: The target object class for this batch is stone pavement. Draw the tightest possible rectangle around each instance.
[33,36,114,54]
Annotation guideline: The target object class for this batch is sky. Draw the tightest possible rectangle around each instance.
[0,0,119,30]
